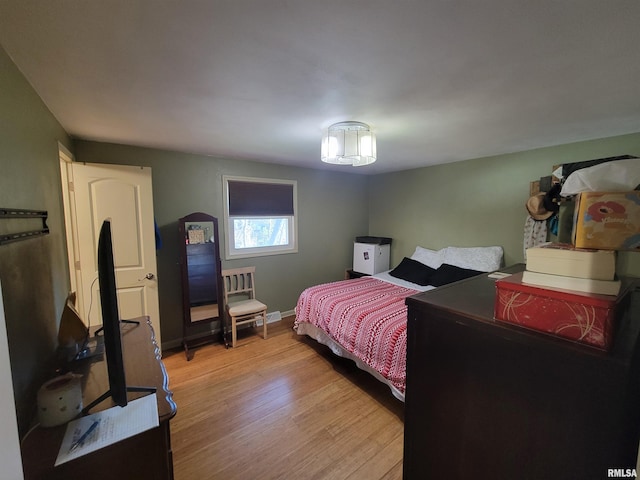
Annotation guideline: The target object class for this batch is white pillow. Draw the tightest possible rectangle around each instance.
[410,246,444,269]
[441,246,503,272]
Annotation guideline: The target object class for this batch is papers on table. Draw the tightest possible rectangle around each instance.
[55,393,159,466]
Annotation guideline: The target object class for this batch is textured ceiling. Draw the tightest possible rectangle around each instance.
[1,1,639,174]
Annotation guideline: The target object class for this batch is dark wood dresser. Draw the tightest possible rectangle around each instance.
[21,317,177,480]
[403,265,640,480]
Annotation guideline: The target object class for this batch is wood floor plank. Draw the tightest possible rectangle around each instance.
[163,317,404,479]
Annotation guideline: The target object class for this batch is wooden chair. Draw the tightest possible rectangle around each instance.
[221,267,268,348]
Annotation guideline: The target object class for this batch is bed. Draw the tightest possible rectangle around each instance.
[294,245,503,401]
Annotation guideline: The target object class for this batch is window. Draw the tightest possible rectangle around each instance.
[223,176,298,259]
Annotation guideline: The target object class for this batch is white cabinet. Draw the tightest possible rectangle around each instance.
[353,242,390,275]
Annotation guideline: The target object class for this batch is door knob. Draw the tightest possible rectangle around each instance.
[139,273,156,281]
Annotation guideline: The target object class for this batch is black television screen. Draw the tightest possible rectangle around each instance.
[97,219,128,407]
[82,219,128,413]
[83,220,156,414]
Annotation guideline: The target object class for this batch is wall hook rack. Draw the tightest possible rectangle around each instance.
[0,208,49,245]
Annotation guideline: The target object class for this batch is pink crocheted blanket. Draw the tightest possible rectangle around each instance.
[294,277,418,394]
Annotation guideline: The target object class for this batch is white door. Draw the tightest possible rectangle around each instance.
[69,163,161,346]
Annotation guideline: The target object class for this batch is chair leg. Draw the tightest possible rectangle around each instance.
[231,315,237,348]
[263,309,268,340]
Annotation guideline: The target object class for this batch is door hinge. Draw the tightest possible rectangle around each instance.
[68,181,74,192]
[75,260,81,270]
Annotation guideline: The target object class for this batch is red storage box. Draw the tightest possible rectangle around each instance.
[494,271,625,350]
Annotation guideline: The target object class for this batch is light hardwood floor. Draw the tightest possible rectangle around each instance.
[163,317,405,480]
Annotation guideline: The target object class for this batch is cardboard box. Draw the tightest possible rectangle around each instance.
[494,272,625,350]
[573,191,640,251]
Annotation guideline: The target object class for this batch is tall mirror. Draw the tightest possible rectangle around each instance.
[178,212,224,360]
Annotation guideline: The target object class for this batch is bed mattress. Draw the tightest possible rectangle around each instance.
[294,276,426,401]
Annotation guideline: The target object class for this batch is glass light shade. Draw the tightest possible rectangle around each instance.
[321,121,376,166]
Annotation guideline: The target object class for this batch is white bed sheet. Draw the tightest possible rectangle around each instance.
[372,270,437,292]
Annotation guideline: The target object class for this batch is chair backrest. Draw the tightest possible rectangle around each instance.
[221,267,257,306]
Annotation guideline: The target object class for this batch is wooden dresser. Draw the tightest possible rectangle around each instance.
[403,265,640,480]
[21,317,177,480]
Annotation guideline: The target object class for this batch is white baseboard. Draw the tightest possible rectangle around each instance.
[260,309,295,325]
[162,309,296,350]
[267,310,282,323]
[257,310,281,326]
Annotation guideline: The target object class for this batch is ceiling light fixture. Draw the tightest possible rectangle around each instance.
[321,121,376,166]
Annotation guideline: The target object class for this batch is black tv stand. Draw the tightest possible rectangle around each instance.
[82,385,157,414]
[121,319,140,325]
[93,318,140,337]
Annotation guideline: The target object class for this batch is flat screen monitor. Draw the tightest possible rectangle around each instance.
[97,219,128,407]
[81,219,128,413]
[83,219,156,414]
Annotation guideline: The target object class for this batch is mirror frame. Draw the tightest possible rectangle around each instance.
[178,212,225,359]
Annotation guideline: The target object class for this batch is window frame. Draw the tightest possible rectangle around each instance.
[223,175,298,260]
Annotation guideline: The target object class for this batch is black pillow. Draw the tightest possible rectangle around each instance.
[389,257,436,286]
[429,263,483,287]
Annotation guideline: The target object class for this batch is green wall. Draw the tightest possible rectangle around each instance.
[73,141,369,347]
[76,133,640,348]
[0,45,73,435]
[368,132,640,276]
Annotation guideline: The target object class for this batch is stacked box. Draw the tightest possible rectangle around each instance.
[494,272,625,350]
[573,191,640,251]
